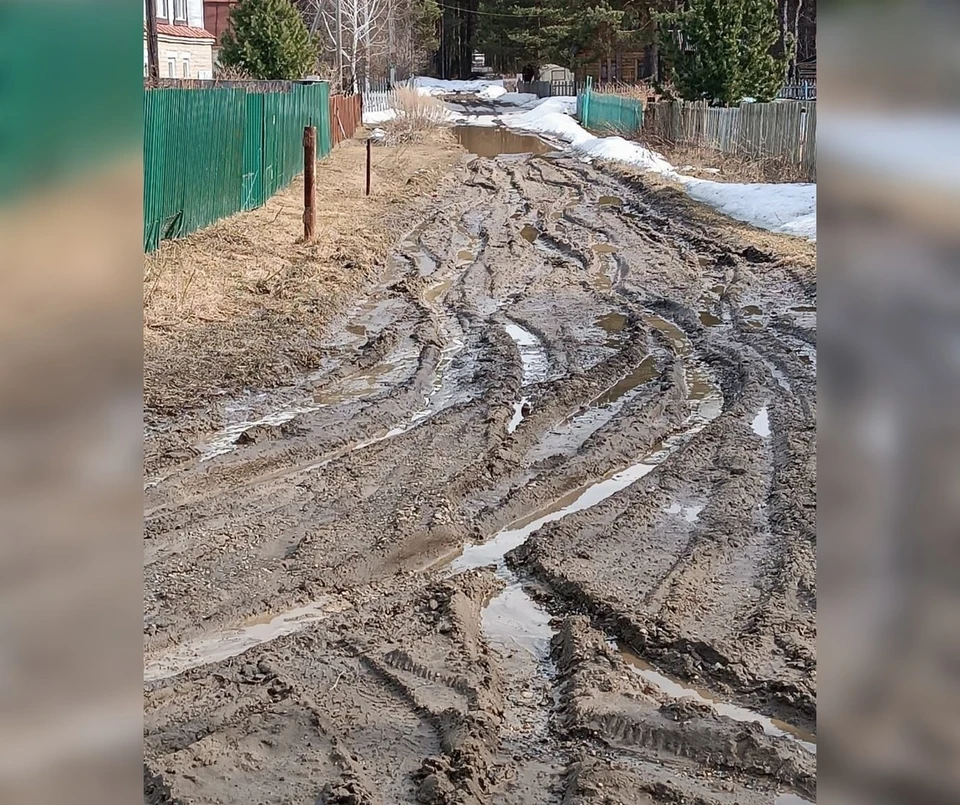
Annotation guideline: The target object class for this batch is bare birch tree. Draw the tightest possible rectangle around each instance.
[298,0,435,89]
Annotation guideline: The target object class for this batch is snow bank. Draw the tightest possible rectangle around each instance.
[496,92,540,107]
[499,97,816,240]
[478,84,507,100]
[413,77,505,96]
[684,179,816,239]
[502,97,678,175]
[449,113,499,127]
[362,108,397,126]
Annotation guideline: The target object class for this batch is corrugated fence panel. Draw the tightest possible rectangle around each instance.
[577,81,643,137]
[243,93,264,210]
[144,82,335,252]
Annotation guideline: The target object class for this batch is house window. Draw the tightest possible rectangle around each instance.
[167,57,177,78]
[173,0,187,23]
[182,57,191,78]
[156,0,169,22]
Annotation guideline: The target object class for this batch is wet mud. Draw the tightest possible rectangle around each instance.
[144,146,816,804]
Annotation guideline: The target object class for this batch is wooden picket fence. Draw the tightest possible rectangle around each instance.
[361,76,414,115]
[518,79,580,99]
[643,100,817,181]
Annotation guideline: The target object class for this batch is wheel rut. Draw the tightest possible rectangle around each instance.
[144,148,816,805]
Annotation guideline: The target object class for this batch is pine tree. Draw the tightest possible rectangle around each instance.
[740,0,787,101]
[656,0,787,106]
[219,0,318,80]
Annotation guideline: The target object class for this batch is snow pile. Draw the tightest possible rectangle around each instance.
[362,108,397,126]
[502,98,678,175]
[478,84,507,100]
[413,77,505,96]
[499,96,816,240]
[448,113,499,127]
[684,180,816,239]
[496,92,540,108]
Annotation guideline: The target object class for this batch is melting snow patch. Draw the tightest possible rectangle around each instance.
[413,76,506,96]
[498,98,816,241]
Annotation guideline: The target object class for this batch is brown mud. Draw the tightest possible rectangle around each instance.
[144,145,816,804]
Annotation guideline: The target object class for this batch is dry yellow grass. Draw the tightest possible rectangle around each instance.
[380,87,450,145]
[644,136,813,184]
[143,133,463,417]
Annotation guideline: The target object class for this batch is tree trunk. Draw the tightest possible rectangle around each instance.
[792,0,804,83]
[351,1,359,92]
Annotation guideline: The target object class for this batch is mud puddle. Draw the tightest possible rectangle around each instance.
[644,313,723,413]
[454,126,553,157]
[527,357,657,464]
[314,354,417,406]
[453,336,722,652]
[598,195,622,207]
[592,358,658,407]
[666,500,704,522]
[505,321,549,434]
[200,402,322,461]
[619,646,817,753]
[596,312,628,342]
[519,224,540,243]
[699,310,723,327]
[144,597,350,682]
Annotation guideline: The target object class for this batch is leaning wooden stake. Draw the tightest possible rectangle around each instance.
[303,126,317,241]
[365,137,372,196]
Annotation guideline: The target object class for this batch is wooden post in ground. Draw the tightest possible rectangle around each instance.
[365,138,372,197]
[145,0,159,82]
[303,126,317,241]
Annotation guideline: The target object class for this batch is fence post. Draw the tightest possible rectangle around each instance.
[303,125,317,241]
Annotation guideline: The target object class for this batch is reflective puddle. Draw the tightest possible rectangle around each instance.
[145,597,351,682]
[454,126,553,157]
[619,645,817,754]
[519,224,541,243]
[752,405,771,438]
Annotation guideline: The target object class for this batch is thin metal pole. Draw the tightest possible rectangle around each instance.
[303,126,317,240]
[365,138,371,196]
[145,0,159,82]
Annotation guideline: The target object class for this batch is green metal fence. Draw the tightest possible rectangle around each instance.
[144,82,331,252]
[576,78,644,137]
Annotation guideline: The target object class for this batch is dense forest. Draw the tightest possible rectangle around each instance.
[293,0,814,86]
[438,0,814,81]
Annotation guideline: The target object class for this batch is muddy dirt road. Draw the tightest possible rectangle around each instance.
[144,142,816,804]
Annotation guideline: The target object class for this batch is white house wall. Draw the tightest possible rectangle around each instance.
[187,0,204,28]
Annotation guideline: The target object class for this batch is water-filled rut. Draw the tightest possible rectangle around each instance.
[144,146,817,805]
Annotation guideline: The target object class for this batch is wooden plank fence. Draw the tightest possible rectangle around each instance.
[643,100,816,181]
[330,93,361,146]
[518,80,580,99]
[361,77,413,116]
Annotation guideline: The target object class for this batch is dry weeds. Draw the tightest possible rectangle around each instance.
[143,132,463,418]
[645,136,813,184]
[380,88,450,145]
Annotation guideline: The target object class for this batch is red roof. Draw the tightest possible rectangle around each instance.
[155,23,215,41]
